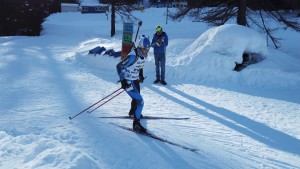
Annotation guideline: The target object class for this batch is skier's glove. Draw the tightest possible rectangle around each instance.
[121,80,131,89]
[139,76,145,83]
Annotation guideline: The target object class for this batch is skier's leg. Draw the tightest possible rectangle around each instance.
[128,80,140,116]
[129,100,136,116]
[127,92,143,119]
[127,86,146,133]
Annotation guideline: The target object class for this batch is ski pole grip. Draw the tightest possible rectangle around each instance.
[138,20,142,27]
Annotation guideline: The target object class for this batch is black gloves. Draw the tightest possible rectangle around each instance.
[121,80,131,89]
[139,76,145,83]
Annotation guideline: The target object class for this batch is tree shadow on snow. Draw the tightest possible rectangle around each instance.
[148,85,300,157]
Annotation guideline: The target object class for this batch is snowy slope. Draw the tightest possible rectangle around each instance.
[0,8,300,169]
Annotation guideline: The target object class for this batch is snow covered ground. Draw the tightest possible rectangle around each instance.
[0,7,300,169]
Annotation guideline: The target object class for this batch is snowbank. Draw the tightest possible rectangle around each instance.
[169,24,268,66]
[166,24,300,89]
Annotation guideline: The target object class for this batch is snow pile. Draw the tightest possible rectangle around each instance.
[200,24,268,57]
[166,24,300,88]
[170,24,268,66]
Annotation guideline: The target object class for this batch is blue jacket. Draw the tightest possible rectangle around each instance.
[151,31,168,55]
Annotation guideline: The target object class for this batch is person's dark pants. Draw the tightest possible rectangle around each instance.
[154,53,166,81]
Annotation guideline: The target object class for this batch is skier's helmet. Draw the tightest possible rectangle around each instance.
[138,35,150,50]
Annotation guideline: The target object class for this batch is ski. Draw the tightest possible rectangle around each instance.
[99,116,189,120]
[111,123,199,154]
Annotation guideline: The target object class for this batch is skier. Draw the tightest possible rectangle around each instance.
[116,35,150,133]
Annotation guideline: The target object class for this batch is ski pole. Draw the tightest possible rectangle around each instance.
[124,20,143,57]
[134,20,143,42]
[69,87,123,120]
[87,89,125,114]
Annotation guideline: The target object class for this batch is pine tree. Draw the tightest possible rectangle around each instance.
[170,0,300,48]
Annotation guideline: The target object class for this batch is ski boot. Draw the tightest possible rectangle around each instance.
[133,119,147,133]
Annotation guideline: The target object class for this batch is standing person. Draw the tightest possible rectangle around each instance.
[151,25,168,85]
[116,35,150,133]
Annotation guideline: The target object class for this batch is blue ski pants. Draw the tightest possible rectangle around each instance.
[126,80,144,119]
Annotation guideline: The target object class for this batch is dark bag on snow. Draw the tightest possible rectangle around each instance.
[103,49,115,56]
[89,46,106,56]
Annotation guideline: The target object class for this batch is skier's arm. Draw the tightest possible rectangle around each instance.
[139,68,145,83]
[116,54,135,80]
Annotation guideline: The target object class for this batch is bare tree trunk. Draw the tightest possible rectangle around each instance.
[237,0,247,26]
[111,1,115,37]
